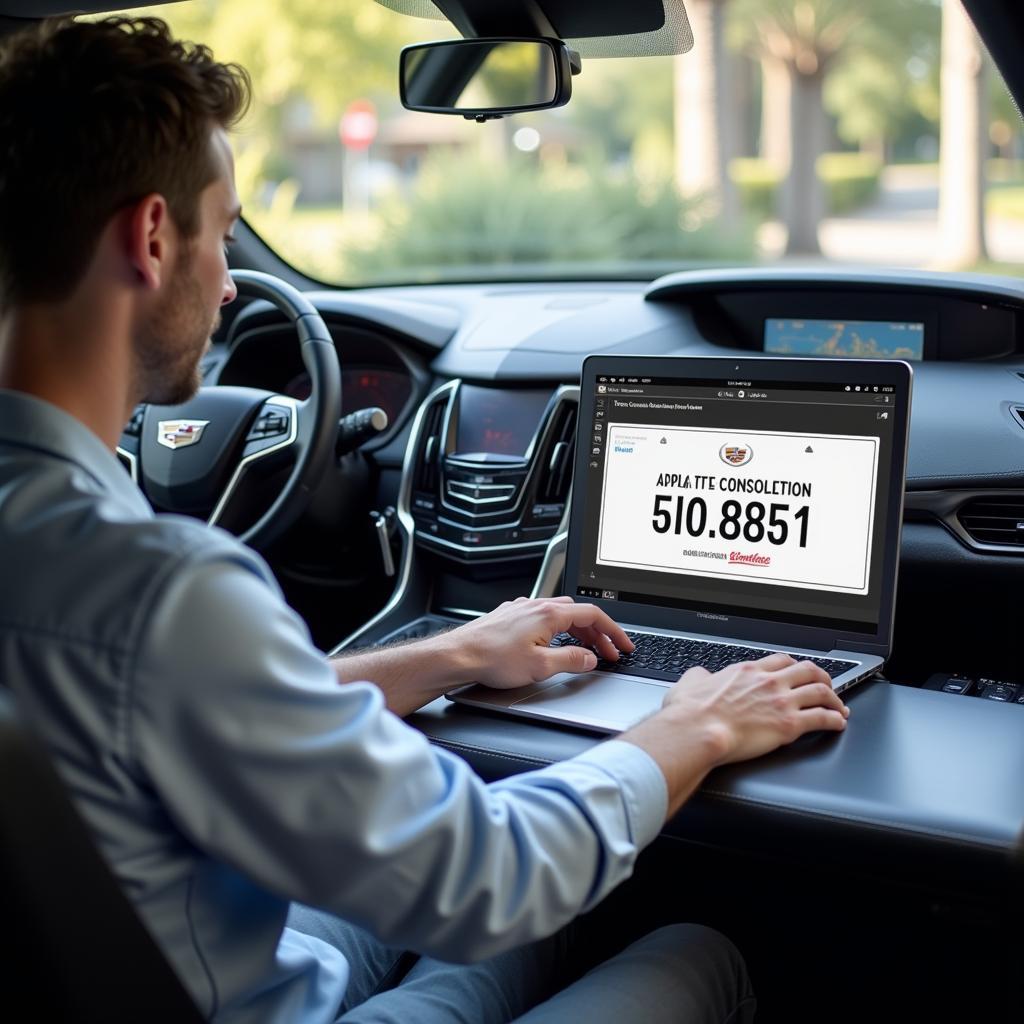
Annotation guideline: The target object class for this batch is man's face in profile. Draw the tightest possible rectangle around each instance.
[135,128,240,406]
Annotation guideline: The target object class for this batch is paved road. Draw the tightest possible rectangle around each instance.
[759,164,1024,268]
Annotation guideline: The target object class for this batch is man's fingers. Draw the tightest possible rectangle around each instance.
[679,665,711,684]
[552,602,633,653]
[772,660,832,689]
[568,625,621,661]
[755,652,796,671]
[792,681,848,716]
[539,643,598,679]
[796,707,848,734]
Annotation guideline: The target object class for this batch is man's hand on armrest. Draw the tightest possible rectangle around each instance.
[620,654,850,818]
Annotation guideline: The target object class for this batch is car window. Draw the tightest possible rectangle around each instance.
[109,1,1022,285]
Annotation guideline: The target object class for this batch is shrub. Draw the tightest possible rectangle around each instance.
[817,152,882,214]
[728,152,882,219]
[348,154,754,280]
[729,158,779,221]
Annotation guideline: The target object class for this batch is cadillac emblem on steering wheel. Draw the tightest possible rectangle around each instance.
[157,419,210,450]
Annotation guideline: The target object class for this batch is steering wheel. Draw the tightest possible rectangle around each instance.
[117,269,342,551]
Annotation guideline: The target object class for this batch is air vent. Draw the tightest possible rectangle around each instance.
[957,496,1024,546]
[536,399,578,503]
[1012,406,1024,429]
[413,395,448,493]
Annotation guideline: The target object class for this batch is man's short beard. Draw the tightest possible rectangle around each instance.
[135,243,214,406]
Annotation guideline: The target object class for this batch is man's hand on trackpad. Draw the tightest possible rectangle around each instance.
[449,596,635,690]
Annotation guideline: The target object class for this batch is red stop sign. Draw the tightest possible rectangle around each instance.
[340,99,378,150]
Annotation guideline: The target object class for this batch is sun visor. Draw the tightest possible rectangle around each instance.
[374,0,694,57]
[374,0,447,19]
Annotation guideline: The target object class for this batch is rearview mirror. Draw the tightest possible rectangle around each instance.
[399,38,578,121]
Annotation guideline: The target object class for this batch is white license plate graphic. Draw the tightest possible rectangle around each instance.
[597,424,879,594]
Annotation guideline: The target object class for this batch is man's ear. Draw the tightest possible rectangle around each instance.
[126,193,173,291]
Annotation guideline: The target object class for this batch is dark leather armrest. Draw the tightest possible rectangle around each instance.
[409,681,1024,893]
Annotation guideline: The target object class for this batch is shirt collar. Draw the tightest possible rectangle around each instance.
[0,389,151,516]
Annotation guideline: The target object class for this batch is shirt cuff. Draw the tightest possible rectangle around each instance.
[570,739,668,850]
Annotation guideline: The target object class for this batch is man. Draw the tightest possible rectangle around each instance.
[0,16,849,1024]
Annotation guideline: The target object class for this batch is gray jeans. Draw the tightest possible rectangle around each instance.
[287,904,757,1023]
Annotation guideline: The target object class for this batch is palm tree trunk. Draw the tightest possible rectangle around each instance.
[938,0,988,267]
[781,67,827,255]
[674,0,739,226]
[759,55,791,173]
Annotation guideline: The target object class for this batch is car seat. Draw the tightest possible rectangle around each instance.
[0,686,204,1022]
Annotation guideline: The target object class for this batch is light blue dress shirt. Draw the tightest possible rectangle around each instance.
[0,389,668,1023]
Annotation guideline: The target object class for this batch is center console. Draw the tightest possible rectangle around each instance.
[335,381,578,650]
[407,381,578,561]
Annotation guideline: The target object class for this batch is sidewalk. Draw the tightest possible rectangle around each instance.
[758,164,1024,268]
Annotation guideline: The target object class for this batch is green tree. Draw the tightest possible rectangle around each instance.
[938,0,988,266]
[568,57,676,176]
[125,0,446,224]
[139,0,421,118]
[824,3,940,158]
[729,0,938,253]
[674,0,740,226]
[988,61,1021,163]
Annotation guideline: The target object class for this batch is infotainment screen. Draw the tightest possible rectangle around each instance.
[455,385,552,457]
[764,318,924,361]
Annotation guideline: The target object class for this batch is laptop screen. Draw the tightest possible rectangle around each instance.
[574,365,907,638]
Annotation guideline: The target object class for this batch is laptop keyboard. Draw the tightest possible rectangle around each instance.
[549,630,858,682]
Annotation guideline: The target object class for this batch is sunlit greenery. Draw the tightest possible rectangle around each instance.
[987,187,1024,221]
[112,1,1023,282]
[730,153,882,219]
[350,154,755,281]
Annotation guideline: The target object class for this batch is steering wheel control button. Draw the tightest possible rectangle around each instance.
[246,409,291,442]
[123,405,145,437]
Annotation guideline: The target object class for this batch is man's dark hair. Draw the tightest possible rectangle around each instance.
[0,16,251,309]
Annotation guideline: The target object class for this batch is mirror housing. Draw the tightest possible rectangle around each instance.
[399,37,579,121]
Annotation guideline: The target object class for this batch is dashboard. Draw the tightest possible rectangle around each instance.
[216,313,427,450]
[218,265,1024,498]
[283,367,412,427]
[215,265,1024,683]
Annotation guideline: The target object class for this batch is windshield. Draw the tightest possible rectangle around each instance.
[115,1,1021,286]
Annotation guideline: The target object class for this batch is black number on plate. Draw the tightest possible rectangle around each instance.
[651,497,811,549]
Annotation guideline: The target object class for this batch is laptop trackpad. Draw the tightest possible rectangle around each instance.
[511,672,668,730]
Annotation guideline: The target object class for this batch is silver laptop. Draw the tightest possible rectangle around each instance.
[449,355,913,734]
